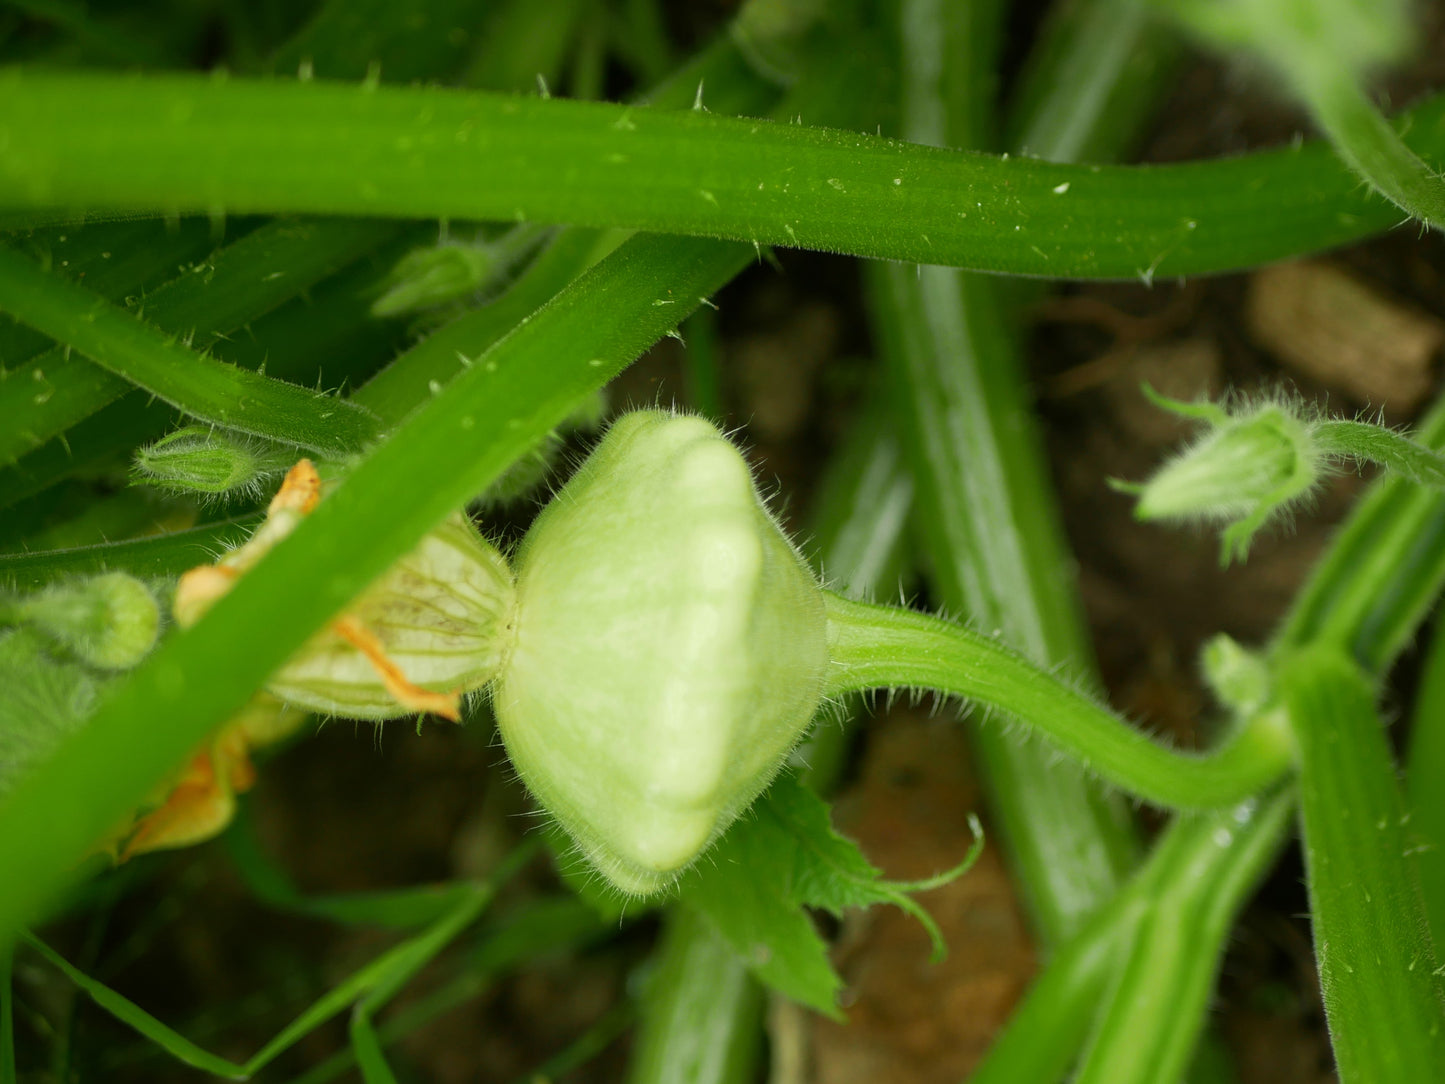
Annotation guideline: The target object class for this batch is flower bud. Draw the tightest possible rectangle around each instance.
[493,410,831,895]
[371,242,497,318]
[133,426,291,498]
[0,627,98,799]
[10,572,160,670]
[1127,391,1321,564]
[1202,633,1272,717]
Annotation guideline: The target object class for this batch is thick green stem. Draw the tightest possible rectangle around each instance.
[3,71,1445,276]
[824,593,1295,809]
[1073,791,1293,1083]
[879,0,1138,948]
[1407,621,1445,953]
[970,791,1292,1084]
[625,907,764,1084]
[1283,644,1445,1082]
[1300,64,1445,231]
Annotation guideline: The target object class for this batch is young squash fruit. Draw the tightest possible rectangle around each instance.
[494,410,831,895]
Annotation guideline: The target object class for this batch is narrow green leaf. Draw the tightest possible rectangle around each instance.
[0,241,379,456]
[349,1011,396,1084]
[1,71,1443,276]
[20,934,247,1079]
[284,896,609,1084]
[224,814,484,929]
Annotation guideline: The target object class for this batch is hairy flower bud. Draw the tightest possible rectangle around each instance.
[494,411,831,895]
[371,242,497,318]
[8,572,160,670]
[1124,389,1322,564]
[1202,633,1273,717]
[133,426,291,498]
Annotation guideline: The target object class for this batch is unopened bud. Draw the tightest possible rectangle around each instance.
[133,426,291,498]
[0,628,99,799]
[371,242,497,318]
[1125,389,1321,564]
[9,572,160,670]
[494,410,830,895]
[1202,633,1272,717]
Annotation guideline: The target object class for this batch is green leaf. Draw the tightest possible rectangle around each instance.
[20,934,248,1080]
[676,774,980,1016]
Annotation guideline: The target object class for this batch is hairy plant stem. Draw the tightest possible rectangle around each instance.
[824,593,1295,809]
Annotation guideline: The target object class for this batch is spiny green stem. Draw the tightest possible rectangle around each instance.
[0,218,400,467]
[824,593,1295,809]
[2,71,1444,277]
[0,517,260,592]
[0,240,380,458]
[1277,394,1445,670]
[1300,65,1445,231]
